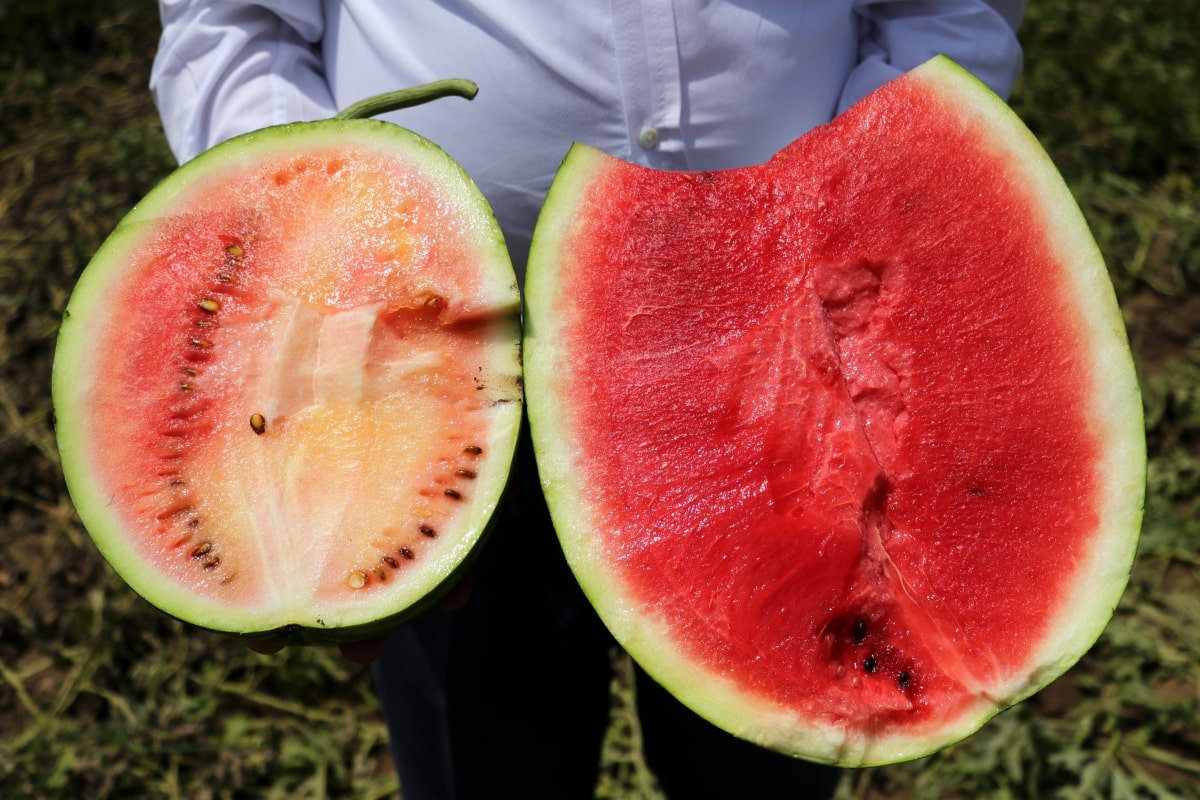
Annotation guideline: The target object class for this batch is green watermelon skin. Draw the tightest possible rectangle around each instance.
[524,57,1144,765]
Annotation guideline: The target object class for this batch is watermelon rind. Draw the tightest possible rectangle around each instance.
[524,56,1144,765]
[54,118,523,643]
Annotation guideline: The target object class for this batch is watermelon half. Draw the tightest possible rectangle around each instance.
[524,57,1145,765]
[53,94,522,643]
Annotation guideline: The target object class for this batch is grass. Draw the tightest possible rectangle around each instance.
[1,1,1197,797]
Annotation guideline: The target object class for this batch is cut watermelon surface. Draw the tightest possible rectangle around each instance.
[524,57,1144,765]
[54,120,522,641]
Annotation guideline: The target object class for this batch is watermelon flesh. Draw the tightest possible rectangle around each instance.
[525,57,1144,764]
[54,122,522,641]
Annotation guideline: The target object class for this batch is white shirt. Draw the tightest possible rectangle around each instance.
[151,1,1023,272]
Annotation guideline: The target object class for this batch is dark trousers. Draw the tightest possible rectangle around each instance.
[373,437,841,799]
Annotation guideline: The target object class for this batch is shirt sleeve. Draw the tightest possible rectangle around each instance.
[150,0,339,164]
[839,0,1025,112]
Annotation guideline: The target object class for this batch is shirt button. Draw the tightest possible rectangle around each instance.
[638,127,660,150]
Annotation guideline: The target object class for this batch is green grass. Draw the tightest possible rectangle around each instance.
[1,1,1197,798]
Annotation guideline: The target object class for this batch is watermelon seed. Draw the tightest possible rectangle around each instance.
[382,555,399,569]
[180,382,195,392]
[183,367,197,376]
[348,570,368,589]
[373,567,388,582]
[898,671,911,689]
[864,655,878,674]
[197,299,220,314]
[169,479,185,486]
[463,445,483,455]
[187,518,200,528]
[217,272,238,283]
[443,488,463,500]
[225,244,244,258]
[202,555,220,570]
[399,547,414,560]
[249,413,267,435]
[419,525,437,537]
[852,619,867,643]
[455,469,476,479]
[190,338,212,349]
[191,542,212,558]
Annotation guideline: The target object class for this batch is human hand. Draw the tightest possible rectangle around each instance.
[246,573,474,664]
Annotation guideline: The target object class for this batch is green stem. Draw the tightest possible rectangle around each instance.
[334,78,479,121]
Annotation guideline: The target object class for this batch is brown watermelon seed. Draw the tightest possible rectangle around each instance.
[455,469,476,479]
[187,518,201,528]
[463,445,483,455]
[226,244,244,258]
[197,299,220,314]
[191,542,212,558]
[348,570,368,589]
[443,488,462,500]
[419,525,437,537]
[373,567,388,582]
[202,555,220,570]
[183,367,197,376]
[249,413,267,435]
[180,382,195,392]
[898,671,911,689]
[190,338,212,349]
[399,547,414,560]
[217,272,238,283]
[382,555,399,569]
[852,619,867,643]
[864,655,877,674]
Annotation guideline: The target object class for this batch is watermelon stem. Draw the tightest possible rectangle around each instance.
[334,79,479,121]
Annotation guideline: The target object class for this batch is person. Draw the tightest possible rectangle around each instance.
[150,3,1024,797]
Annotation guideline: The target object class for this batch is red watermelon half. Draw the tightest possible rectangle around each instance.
[523,57,1145,765]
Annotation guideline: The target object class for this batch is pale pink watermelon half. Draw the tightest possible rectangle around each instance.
[53,112,522,643]
[524,57,1145,765]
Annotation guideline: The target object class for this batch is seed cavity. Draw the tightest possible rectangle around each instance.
[197,299,220,314]
[852,619,867,643]
[249,413,267,435]
[399,547,414,560]
[419,525,437,538]
[864,655,878,674]
[348,570,368,589]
